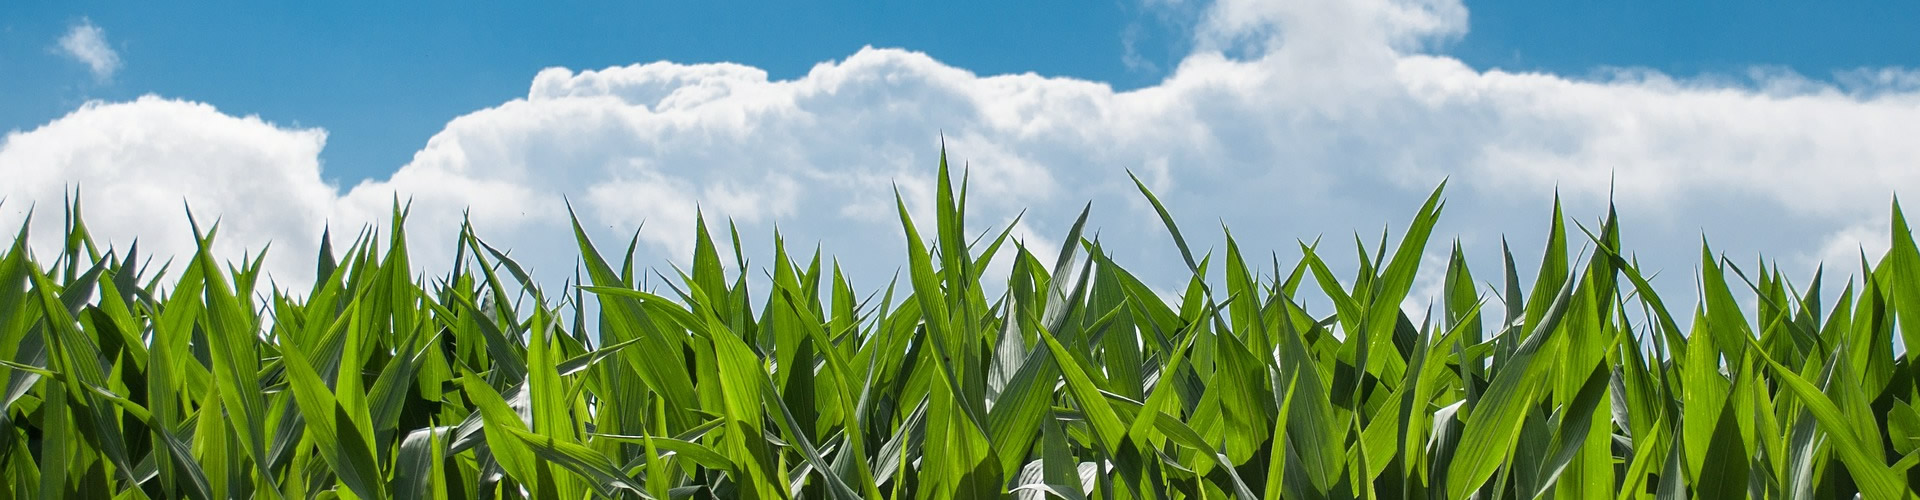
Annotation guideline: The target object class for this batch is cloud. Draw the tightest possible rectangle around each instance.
[0,97,333,286]
[5,0,1920,311]
[56,18,121,81]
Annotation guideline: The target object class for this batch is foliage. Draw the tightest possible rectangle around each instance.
[3,149,1919,499]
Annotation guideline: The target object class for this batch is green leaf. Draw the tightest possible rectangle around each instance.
[1749,336,1908,499]
[1888,197,1920,359]
[1446,270,1580,500]
[459,375,547,496]
[1036,320,1126,454]
[189,222,284,497]
[280,331,387,500]
[1694,389,1751,500]
[503,426,648,498]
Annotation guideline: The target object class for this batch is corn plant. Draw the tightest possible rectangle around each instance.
[2,149,1919,498]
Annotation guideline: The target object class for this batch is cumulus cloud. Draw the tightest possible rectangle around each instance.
[57,18,121,81]
[5,0,1920,311]
[0,97,333,283]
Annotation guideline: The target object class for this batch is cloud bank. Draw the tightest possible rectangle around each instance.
[5,0,1919,309]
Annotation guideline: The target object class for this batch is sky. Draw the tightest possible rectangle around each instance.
[3,0,1920,312]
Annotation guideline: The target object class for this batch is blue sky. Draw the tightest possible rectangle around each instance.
[3,0,1919,306]
[6,1,1916,186]
[1449,1,1920,77]
[1,1,1187,183]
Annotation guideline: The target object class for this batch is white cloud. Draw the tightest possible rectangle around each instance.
[1810,222,1887,277]
[0,97,332,286]
[5,0,1920,310]
[57,18,121,81]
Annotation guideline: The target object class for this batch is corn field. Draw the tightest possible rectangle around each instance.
[3,151,1920,499]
